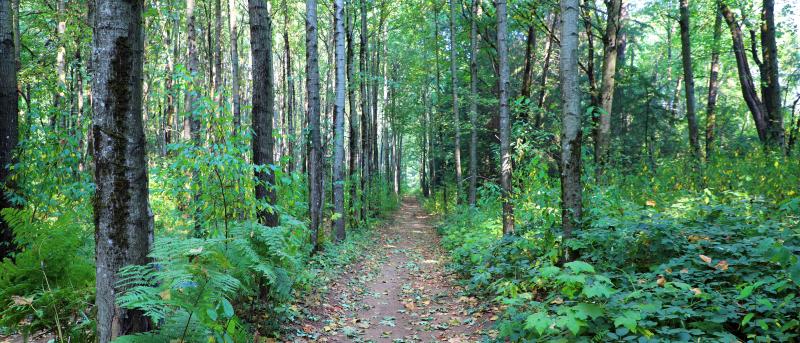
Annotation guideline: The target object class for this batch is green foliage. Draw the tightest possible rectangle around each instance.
[0,208,95,340]
[434,149,800,341]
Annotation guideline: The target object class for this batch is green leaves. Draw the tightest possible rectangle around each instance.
[525,312,551,336]
[613,311,641,332]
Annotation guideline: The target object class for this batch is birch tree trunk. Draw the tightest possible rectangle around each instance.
[91,0,152,338]
[496,0,514,235]
[559,0,583,261]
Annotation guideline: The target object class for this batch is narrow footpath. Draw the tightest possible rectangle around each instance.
[293,198,496,343]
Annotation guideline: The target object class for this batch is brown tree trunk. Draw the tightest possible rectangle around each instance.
[249,0,279,227]
[359,0,370,221]
[559,0,583,261]
[497,0,514,235]
[91,0,152,338]
[535,14,557,127]
[520,24,536,100]
[679,0,701,162]
[0,0,19,259]
[595,0,622,179]
[282,0,294,169]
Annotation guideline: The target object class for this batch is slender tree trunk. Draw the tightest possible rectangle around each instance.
[184,0,199,141]
[91,0,152,338]
[719,1,769,143]
[705,8,722,159]
[760,0,783,147]
[0,0,19,259]
[333,0,346,242]
[54,0,67,128]
[520,24,536,100]
[559,0,582,261]
[229,0,241,134]
[346,1,360,222]
[282,0,294,169]
[467,0,480,206]
[306,0,323,251]
[249,0,279,227]
[359,0,369,221]
[595,0,622,179]
[448,0,463,204]
[213,0,222,105]
[535,14,557,127]
[679,0,701,162]
[163,9,177,152]
[497,0,513,235]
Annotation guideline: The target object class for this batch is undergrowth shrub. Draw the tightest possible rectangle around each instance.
[432,151,800,342]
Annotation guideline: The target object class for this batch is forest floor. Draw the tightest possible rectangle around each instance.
[290,198,497,343]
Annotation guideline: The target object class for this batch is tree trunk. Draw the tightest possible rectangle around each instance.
[705,8,722,159]
[91,0,152,338]
[249,0,279,227]
[282,0,294,169]
[359,0,369,221]
[333,0,346,242]
[679,0,701,163]
[346,0,360,222]
[760,0,783,147]
[229,0,241,134]
[496,0,514,235]
[54,0,67,128]
[184,0,199,141]
[520,24,536,100]
[306,0,323,251]
[448,0,463,204]
[719,1,769,143]
[467,0,480,207]
[535,14,557,127]
[595,0,622,179]
[213,0,222,106]
[0,0,19,260]
[559,0,583,261]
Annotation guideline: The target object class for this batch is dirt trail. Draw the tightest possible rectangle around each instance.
[294,198,495,342]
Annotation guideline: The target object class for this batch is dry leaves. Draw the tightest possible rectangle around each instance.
[699,254,712,264]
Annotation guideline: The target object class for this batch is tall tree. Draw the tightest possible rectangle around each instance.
[0,0,19,260]
[448,0,463,203]
[346,0,360,222]
[213,0,222,104]
[249,0,279,227]
[91,0,152,338]
[467,0,480,206]
[184,0,199,141]
[760,0,783,147]
[229,0,241,133]
[705,7,722,158]
[594,0,622,179]
[332,0,346,242]
[306,0,323,251]
[282,0,295,166]
[496,0,513,235]
[359,0,369,220]
[559,0,582,261]
[679,0,701,163]
[55,0,67,126]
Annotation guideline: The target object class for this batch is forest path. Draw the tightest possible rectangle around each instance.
[293,197,495,342]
